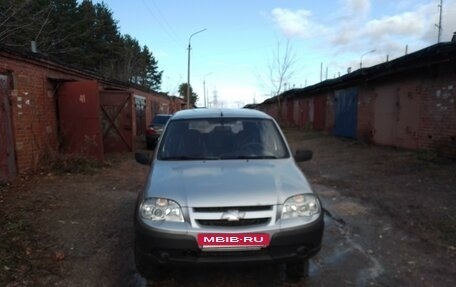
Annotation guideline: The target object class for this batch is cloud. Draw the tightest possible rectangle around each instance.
[325,0,371,46]
[270,0,456,85]
[362,2,449,54]
[271,2,370,44]
[329,25,360,46]
[343,0,371,14]
[271,8,325,38]
[364,12,426,38]
[331,2,443,53]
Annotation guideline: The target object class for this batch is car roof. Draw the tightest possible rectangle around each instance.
[171,108,272,120]
[154,114,173,117]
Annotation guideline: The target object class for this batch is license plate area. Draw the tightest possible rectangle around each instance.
[197,233,270,249]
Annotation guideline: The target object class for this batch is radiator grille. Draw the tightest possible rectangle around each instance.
[193,206,272,212]
[196,218,270,227]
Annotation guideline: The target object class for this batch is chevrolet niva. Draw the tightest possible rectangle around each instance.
[134,108,324,280]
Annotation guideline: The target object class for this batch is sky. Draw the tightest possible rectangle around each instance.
[93,0,456,108]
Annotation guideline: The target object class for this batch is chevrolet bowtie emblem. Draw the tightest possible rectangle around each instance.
[221,210,246,221]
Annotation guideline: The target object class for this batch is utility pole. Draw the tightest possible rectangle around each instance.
[186,29,207,109]
[203,80,207,108]
[203,72,212,108]
[212,89,218,108]
[437,0,443,43]
[320,62,323,82]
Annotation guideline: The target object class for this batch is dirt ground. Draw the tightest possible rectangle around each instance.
[1,128,455,287]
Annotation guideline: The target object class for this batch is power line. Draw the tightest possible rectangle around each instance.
[140,0,181,45]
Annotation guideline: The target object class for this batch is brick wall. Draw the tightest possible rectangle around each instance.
[419,63,456,157]
[169,96,185,114]
[355,65,455,157]
[1,51,176,175]
[356,85,375,143]
[1,56,63,173]
[256,60,456,158]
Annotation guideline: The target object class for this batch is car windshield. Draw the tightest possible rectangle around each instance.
[157,118,289,160]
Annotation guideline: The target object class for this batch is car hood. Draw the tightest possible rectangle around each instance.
[143,159,313,207]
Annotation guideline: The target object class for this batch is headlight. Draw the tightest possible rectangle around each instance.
[139,198,184,222]
[282,194,321,220]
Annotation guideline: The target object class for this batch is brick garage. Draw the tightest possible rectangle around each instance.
[1,52,65,175]
[255,42,456,158]
[419,62,456,155]
[0,48,183,180]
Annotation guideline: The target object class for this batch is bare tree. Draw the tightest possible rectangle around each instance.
[0,1,162,90]
[267,40,298,121]
[0,1,49,44]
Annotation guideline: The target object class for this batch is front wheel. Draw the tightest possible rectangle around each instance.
[134,241,168,281]
[285,259,309,280]
[146,140,156,150]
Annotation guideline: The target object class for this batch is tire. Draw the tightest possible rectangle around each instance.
[134,241,168,281]
[134,241,149,277]
[285,259,309,281]
[146,140,155,150]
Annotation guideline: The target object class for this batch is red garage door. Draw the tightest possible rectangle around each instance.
[57,80,104,161]
[100,90,133,153]
[0,75,17,181]
[313,95,326,131]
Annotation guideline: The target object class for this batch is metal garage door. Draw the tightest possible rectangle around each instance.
[57,80,104,161]
[134,96,146,136]
[334,88,358,138]
[0,75,17,181]
[313,95,326,131]
[100,90,133,153]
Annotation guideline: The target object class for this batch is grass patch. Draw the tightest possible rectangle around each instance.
[283,127,327,142]
[0,215,33,285]
[39,152,103,174]
[0,181,10,192]
[415,149,454,165]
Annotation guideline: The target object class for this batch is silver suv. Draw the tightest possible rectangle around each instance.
[134,108,324,280]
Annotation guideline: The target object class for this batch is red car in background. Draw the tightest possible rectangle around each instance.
[145,114,173,149]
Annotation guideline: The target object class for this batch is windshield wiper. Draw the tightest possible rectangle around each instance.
[220,155,279,160]
[160,156,218,160]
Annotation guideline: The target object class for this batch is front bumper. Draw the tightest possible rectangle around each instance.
[135,215,324,265]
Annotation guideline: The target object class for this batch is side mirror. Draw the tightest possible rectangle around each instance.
[135,152,152,165]
[294,149,313,162]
